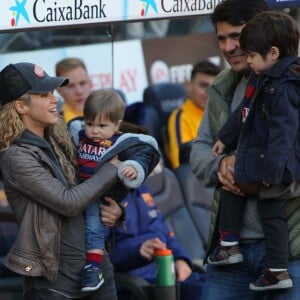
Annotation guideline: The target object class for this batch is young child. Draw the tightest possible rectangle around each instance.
[73,89,160,292]
[208,11,300,291]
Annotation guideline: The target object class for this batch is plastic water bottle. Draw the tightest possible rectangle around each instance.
[154,248,175,286]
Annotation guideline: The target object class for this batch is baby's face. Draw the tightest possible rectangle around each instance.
[84,118,119,142]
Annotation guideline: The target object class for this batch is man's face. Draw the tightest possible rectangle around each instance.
[57,66,92,113]
[186,72,216,110]
[216,22,249,72]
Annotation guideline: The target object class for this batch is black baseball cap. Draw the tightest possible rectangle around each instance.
[0,62,69,105]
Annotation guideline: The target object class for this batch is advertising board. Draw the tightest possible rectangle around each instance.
[0,0,222,32]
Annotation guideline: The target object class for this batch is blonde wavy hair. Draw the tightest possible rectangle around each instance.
[0,94,76,186]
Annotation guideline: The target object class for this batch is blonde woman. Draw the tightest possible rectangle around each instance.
[0,62,122,300]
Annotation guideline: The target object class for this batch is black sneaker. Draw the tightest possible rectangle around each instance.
[249,269,293,291]
[81,264,104,292]
[207,245,243,265]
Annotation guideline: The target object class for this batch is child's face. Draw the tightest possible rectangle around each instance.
[84,117,120,142]
[246,49,278,75]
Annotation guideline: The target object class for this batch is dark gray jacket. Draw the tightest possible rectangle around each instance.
[0,129,118,281]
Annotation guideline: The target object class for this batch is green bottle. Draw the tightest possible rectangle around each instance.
[154,248,175,286]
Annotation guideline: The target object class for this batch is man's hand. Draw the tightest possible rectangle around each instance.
[218,155,244,196]
[218,155,258,195]
[175,259,192,282]
[100,197,123,227]
[140,238,166,260]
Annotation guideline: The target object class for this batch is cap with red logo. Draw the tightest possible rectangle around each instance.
[0,62,69,105]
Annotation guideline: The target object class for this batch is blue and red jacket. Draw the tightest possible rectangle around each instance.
[106,185,192,283]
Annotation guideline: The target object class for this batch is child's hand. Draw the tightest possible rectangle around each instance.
[212,140,225,155]
[121,165,137,180]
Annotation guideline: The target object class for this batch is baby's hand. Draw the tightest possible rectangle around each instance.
[121,165,137,180]
[212,140,226,155]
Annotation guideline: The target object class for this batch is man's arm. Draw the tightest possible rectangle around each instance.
[190,107,225,187]
[190,106,244,195]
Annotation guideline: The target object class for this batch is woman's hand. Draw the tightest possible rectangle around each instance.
[140,238,166,260]
[175,259,192,282]
[100,197,123,227]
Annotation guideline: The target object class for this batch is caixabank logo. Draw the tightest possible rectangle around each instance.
[10,0,30,27]
[161,0,223,13]
[139,0,223,17]
[9,0,107,27]
[140,0,158,16]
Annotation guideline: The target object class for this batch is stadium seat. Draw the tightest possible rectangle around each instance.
[114,161,205,300]
[142,82,186,152]
[0,203,23,297]
[145,161,207,263]
[174,163,214,255]
[124,102,145,126]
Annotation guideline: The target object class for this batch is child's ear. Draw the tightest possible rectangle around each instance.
[116,120,122,130]
[270,46,280,60]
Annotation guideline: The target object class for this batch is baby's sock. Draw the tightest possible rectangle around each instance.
[86,252,103,268]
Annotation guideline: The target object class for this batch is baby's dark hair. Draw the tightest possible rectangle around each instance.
[239,11,299,58]
[83,89,125,123]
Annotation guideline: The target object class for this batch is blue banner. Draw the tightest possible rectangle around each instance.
[267,0,300,8]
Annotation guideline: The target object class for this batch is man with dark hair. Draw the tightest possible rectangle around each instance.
[166,60,221,168]
[190,0,300,299]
